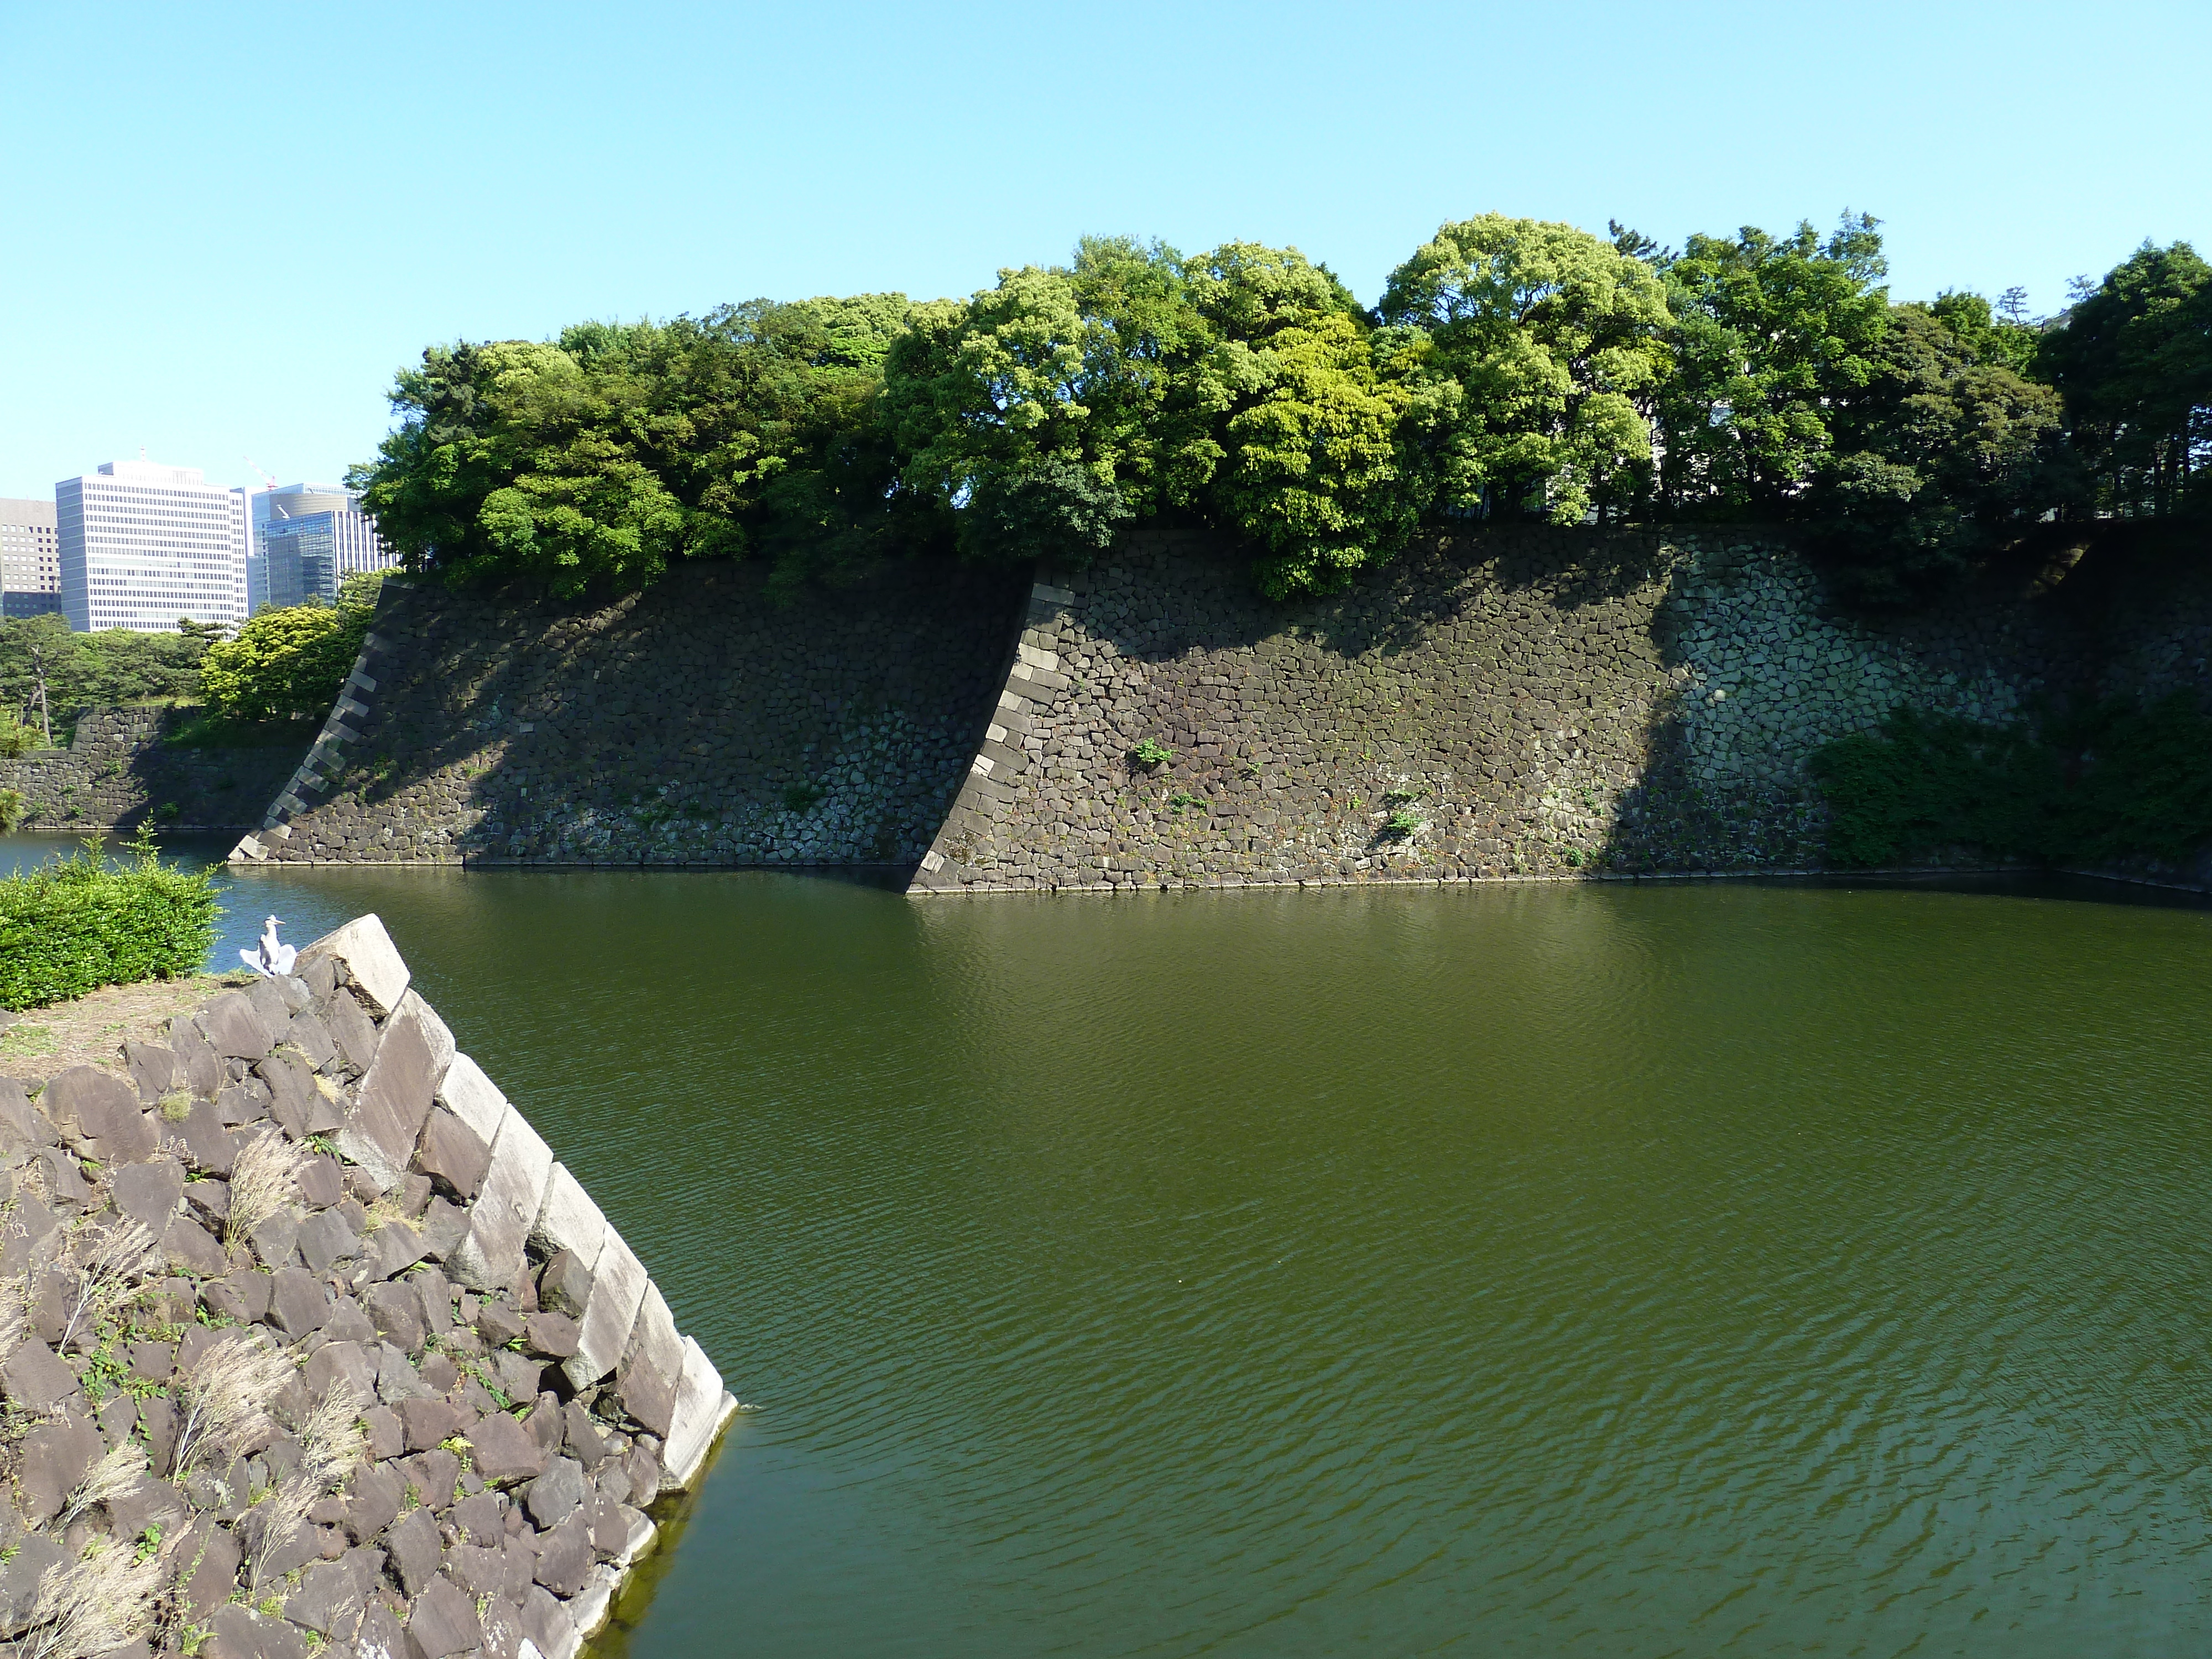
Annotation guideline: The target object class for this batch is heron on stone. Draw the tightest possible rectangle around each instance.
[242,916,297,978]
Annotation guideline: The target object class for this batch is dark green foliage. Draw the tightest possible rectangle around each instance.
[1808,696,2212,868]
[0,615,208,737]
[0,835,219,1011]
[1808,305,2070,606]
[2037,241,2211,521]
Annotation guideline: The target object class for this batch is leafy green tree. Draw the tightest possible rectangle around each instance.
[2038,241,2211,519]
[1653,215,1893,515]
[1926,290,2042,377]
[0,616,206,734]
[1809,305,2068,603]
[1379,214,1673,524]
[1178,242,1437,597]
[351,296,919,596]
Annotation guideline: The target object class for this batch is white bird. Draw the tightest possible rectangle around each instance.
[241,915,297,978]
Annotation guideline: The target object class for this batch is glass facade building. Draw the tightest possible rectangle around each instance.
[251,483,394,612]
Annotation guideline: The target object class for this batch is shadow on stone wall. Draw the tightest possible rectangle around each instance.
[247,559,1029,868]
[0,706,309,833]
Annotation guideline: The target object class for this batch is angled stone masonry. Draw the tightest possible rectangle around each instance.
[232,614,395,865]
[0,915,737,1659]
[909,575,1078,892]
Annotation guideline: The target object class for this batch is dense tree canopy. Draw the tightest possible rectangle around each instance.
[349,216,2209,609]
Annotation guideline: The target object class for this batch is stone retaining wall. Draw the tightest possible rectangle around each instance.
[234,560,1024,867]
[0,708,307,833]
[911,527,2209,891]
[0,915,734,1658]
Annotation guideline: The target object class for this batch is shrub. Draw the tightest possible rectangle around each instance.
[1383,808,1423,837]
[0,787,25,832]
[0,833,218,1010]
[1807,695,2212,868]
[1129,738,1174,768]
[199,606,359,723]
[0,707,38,758]
[199,573,382,725]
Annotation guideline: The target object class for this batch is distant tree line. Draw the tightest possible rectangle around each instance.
[0,572,382,748]
[351,215,2211,607]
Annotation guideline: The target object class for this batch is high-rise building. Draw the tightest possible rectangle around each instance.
[0,497,62,620]
[253,483,394,612]
[56,458,247,632]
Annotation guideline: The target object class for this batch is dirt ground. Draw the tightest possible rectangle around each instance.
[0,971,258,1089]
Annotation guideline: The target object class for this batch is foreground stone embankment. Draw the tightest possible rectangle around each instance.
[0,917,735,1658]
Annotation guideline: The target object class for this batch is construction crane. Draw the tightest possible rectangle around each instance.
[242,456,279,492]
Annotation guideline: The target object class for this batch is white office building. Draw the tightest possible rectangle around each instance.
[1,497,63,620]
[56,458,247,632]
[252,482,394,612]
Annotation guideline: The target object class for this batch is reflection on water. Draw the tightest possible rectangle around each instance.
[9,832,2212,1655]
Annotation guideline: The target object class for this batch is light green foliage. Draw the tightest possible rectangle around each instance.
[2037,241,2211,520]
[1380,215,1672,524]
[0,788,24,832]
[1129,738,1174,768]
[0,832,219,1010]
[199,590,364,724]
[1180,243,1432,596]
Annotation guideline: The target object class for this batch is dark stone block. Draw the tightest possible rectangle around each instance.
[269,1266,330,1337]
[197,992,274,1061]
[414,1107,490,1199]
[530,1510,593,1597]
[161,1213,230,1278]
[466,1411,547,1484]
[295,1208,360,1272]
[406,1573,485,1659]
[387,1506,444,1600]
[523,1454,586,1528]
[110,1156,185,1233]
[523,1311,579,1359]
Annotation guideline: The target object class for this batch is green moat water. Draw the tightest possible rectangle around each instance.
[9,837,2212,1655]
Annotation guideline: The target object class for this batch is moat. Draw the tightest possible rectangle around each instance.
[8,836,2211,1655]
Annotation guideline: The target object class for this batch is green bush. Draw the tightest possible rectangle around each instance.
[0,834,220,1010]
[0,787,25,832]
[1807,694,2212,868]
[200,574,381,724]
[1129,738,1174,768]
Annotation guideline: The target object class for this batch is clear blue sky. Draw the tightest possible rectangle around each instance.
[3,0,2204,502]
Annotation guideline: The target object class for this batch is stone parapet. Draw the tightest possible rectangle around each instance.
[0,915,735,1658]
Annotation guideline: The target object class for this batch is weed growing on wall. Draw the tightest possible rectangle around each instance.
[1808,693,2212,869]
[0,831,218,1010]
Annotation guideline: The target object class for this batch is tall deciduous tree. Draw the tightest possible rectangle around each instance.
[1654,215,1892,514]
[1809,305,2068,603]
[1379,215,1673,524]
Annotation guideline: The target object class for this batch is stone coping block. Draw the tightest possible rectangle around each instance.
[0,912,738,1658]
